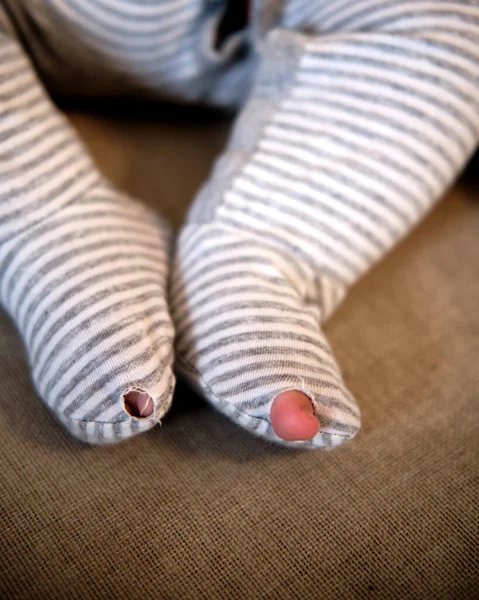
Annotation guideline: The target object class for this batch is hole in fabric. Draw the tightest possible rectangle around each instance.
[123,389,154,419]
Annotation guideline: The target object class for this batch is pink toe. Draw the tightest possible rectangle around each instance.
[270,391,320,441]
[123,390,154,418]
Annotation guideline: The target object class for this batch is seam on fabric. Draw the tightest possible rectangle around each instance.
[176,355,350,440]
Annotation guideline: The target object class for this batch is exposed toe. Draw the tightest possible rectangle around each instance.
[123,390,155,418]
[271,390,320,441]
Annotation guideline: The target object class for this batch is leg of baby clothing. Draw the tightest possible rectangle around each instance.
[0,13,175,444]
[172,0,479,448]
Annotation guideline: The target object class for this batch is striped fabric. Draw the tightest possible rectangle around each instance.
[0,23,175,444]
[1,0,255,105]
[172,1,479,448]
[1,0,478,447]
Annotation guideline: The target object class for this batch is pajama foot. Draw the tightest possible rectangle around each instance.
[0,185,176,444]
[172,226,361,449]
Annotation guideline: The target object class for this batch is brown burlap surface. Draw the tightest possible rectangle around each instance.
[1,107,477,599]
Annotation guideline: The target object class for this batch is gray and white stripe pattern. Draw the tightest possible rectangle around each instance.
[1,0,478,447]
[0,19,175,444]
[2,0,255,105]
[172,0,479,448]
